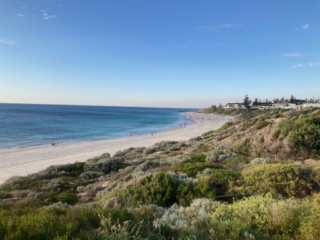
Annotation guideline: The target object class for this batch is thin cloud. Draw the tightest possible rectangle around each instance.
[284,53,305,57]
[42,11,57,20]
[291,62,320,68]
[292,64,303,69]
[200,23,242,30]
[307,62,320,67]
[302,24,309,29]
[17,14,24,17]
[0,39,15,44]
[57,4,62,7]
[271,77,282,80]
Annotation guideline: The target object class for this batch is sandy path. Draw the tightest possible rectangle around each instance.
[0,112,231,184]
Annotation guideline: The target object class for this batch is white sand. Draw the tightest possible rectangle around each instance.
[0,112,231,184]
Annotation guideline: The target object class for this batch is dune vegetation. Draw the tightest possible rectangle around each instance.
[1,108,320,239]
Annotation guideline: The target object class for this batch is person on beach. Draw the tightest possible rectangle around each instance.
[130,132,132,137]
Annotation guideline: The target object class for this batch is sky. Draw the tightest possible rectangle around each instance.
[0,0,319,108]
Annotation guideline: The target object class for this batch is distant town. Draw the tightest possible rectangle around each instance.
[205,95,320,111]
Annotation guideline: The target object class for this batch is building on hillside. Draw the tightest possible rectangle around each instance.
[272,103,296,109]
[302,103,320,108]
[224,103,245,109]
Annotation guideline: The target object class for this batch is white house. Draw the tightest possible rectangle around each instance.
[302,103,320,108]
[225,103,244,109]
[272,103,296,109]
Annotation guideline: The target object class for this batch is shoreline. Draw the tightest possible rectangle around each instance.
[0,112,232,184]
[0,111,193,153]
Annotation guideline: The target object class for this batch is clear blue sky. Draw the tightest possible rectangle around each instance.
[0,0,319,108]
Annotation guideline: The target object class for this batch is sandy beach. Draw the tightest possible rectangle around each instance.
[0,112,231,184]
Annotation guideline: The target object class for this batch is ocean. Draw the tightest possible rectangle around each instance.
[0,104,196,150]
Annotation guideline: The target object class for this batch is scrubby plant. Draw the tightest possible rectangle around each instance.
[56,192,78,204]
[210,195,309,240]
[255,120,269,130]
[277,110,320,157]
[167,172,193,184]
[0,190,12,199]
[233,164,311,198]
[299,193,320,239]
[250,158,270,164]
[175,162,220,177]
[125,173,179,207]
[185,153,206,163]
[153,198,217,238]
[0,208,101,239]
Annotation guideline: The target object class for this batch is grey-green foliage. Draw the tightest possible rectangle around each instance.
[134,160,161,172]
[84,156,125,174]
[250,158,270,164]
[153,198,216,238]
[206,145,231,162]
[42,179,68,191]
[114,147,146,160]
[152,141,179,152]
[79,171,104,180]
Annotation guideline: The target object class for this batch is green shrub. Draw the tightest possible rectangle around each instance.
[7,178,46,191]
[177,179,217,206]
[176,182,197,206]
[176,162,219,177]
[194,178,216,199]
[220,121,233,130]
[255,120,269,130]
[193,136,202,141]
[0,208,100,240]
[176,169,239,206]
[211,195,309,240]
[278,111,320,156]
[185,153,206,163]
[236,164,311,198]
[56,192,78,204]
[66,162,85,177]
[289,123,320,155]
[0,190,12,199]
[300,194,320,239]
[126,173,179,207]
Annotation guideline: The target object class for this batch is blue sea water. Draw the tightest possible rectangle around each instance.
[0,104,196,150]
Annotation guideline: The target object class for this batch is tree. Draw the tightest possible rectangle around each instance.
[290,95,295,104]
[243,94,250,109]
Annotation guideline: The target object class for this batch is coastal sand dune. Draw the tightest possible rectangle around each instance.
[0,112,231,184]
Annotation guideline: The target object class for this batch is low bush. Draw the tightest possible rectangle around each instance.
[65,162,85,177]
[56,192,78,204]
[0,190,12,199]
[210,195,310,240]
[278,110,320,156]
[125,173,179,207]
[184,154,206,163]
[176,162,220,177]
[255,120,269,130]
[0,208,101,240]
[234,164,311,198]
